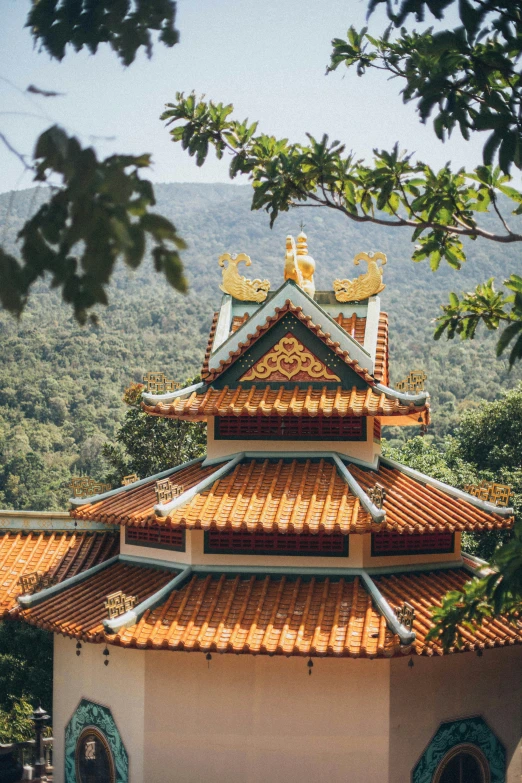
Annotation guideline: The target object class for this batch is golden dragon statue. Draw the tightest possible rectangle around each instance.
[333,251,387,302]
[218,253,271,302]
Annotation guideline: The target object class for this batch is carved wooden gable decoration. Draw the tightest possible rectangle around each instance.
[240,333,340,383]
[214,310,372,390]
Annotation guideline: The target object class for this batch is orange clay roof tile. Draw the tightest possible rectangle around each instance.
[142,384,427,420]
[351,464,512,534]
[374,568,522,655]
[202,300,375,385]
[70,457,509,535]
[72,458,373,534]
[21,561,174,642]
[0,531,119,618]
[20,567,522,656]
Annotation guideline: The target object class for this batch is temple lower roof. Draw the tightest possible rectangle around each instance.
[0,530,119,618]
[18,560,522,657]
[70,455,512,535]
[142,384,429,421]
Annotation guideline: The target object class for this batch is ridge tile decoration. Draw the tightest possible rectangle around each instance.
[395,370,427,394]
[104,590,138,619]
[395,601,415,631]
[20,568,522,657]
[18,571,56,595]
[0,531,119,618]
[240,333,340,383]
[333,251,387,302]
[70,477,112,498]
[218,252,270,302]
[21,562,174,641]
[121,474,138,486]
[142,372,183,395]
[142,384,429,421]
[155,479,184,504]
[202,300,375,385]
[71,457,511,535]
[463,480,512,507]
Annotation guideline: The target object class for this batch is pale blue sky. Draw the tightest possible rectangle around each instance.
[1,0,485,194]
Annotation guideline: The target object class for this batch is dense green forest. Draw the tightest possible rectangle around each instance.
[1,183,521,509]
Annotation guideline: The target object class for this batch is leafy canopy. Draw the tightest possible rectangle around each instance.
[162,0,522,364]
[103,382,206,482]
[0,1,184,324]
[27,0,179,65]
[0,126,187,325]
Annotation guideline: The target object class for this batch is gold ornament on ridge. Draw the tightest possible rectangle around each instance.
[333,251,387,302]
[218,252,270,302]
[284,232,315,298]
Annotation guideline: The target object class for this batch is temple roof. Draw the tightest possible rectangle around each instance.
[70,455,512,535]
[19,560,522,657]
[142,384,429,422]
[0,530,119,618]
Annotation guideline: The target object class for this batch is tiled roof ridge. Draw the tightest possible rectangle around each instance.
[201,311,219,378]
[204,299,375,385]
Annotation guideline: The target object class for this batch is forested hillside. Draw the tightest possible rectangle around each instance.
[1,183,521,510]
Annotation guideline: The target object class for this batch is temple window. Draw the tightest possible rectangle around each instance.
[372,532,454,557]
[215,414,366,440]
[126,526,185,551]
[205,529,348,556]
[75,727,115,783]
[433,745,489,783]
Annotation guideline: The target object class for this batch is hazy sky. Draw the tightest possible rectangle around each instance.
[1,0,485,195]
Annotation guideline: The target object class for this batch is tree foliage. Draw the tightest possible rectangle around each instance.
[28,0,179,66]
[162,1,522,364]
[0,127,186,325]
[0,1,184,324]
[421,385,522,647]
[103,382,206,482]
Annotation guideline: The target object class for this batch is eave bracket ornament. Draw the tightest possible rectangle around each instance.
[333,251,387,302]
[463,480,512,507]
[219,252,270,302]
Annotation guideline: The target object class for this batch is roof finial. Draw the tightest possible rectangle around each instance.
[284,233,315,298]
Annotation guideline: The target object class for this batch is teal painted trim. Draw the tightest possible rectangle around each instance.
[65,699,128,783]
[17,555,119,608]
[119,553,183,571]
[70,456,204,508]
[381,456,514,517]
[332,454,385,524]
[360,572,415,646]
[0,515,118,532]
[412,716,505,783]
[374,382,429,406]
[142,381,204,406]
[155,453,243,516]
[103,566,192,634]
[209,279,373,375]
[203,451,379,470]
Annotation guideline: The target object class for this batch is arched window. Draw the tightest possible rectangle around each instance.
[75,727,116,783]
[434,744,490,783]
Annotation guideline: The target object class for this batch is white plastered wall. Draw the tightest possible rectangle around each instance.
[389,646,522,783]
[52,636,146,783]
[143,652,391,783]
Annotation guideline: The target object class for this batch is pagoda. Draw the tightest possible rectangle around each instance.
[8,235,522,783]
